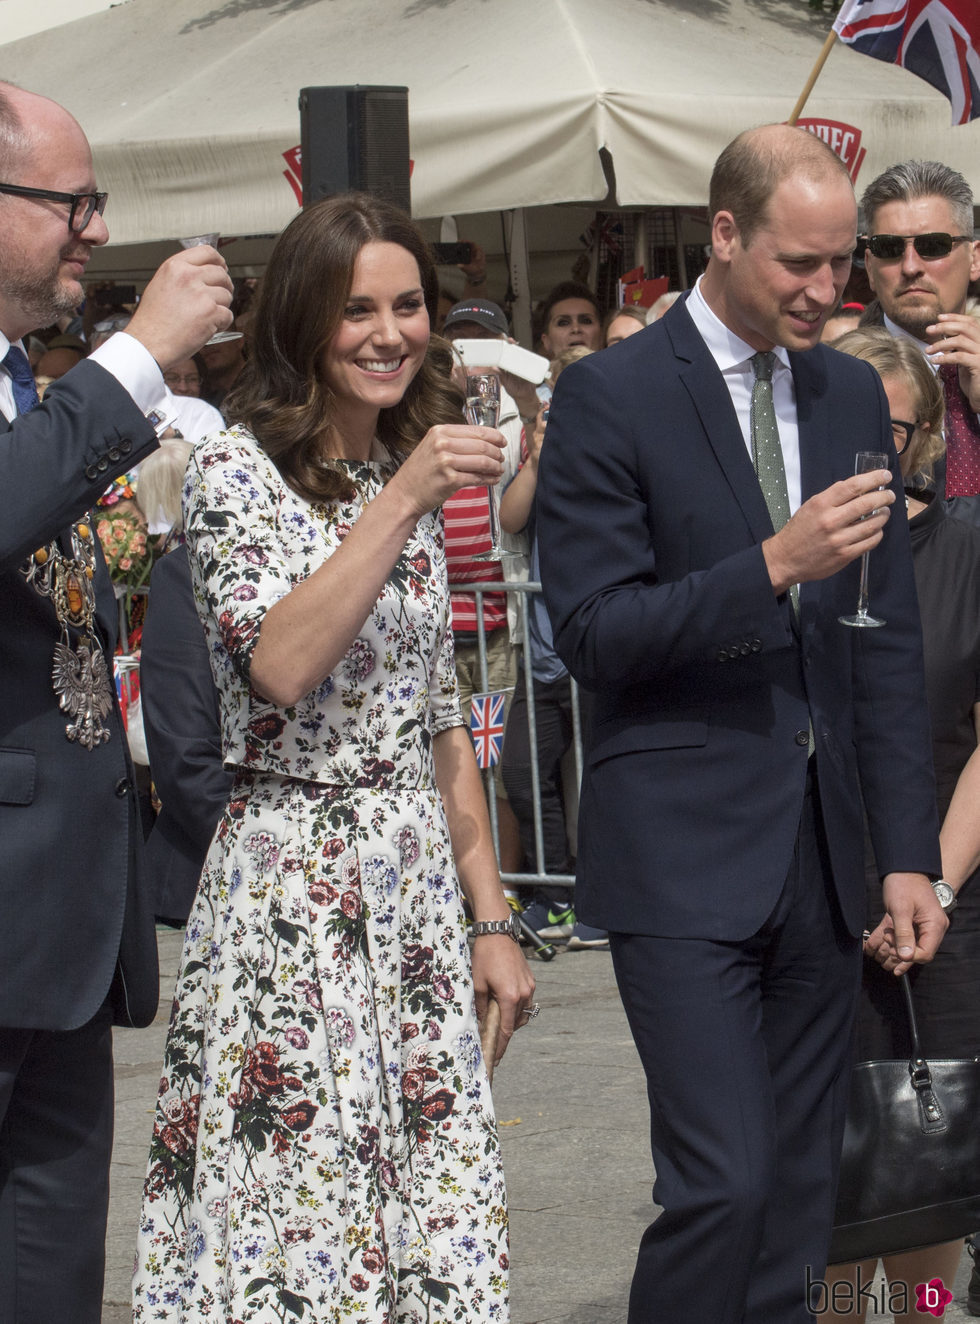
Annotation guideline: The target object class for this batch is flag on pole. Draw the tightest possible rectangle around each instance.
[833,1,980,124]
[469,692,506,769]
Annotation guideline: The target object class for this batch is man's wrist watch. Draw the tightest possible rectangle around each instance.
[470,914,521,942]
[932,879,958,913]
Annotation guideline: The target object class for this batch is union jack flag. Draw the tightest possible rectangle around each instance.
[469,692,506,769]
[833,1,980,124]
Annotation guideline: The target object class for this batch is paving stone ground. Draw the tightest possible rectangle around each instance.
[102,929,975,1323]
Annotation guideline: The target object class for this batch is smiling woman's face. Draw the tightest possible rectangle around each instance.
[321,240,430,425]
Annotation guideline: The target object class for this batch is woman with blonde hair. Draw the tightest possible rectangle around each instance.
[828,325,980,1321]
[602,303,647,347]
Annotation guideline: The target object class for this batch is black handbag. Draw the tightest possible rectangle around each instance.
[828,971,980,1265]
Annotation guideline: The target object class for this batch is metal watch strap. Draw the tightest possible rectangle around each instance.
[470,914,521,942]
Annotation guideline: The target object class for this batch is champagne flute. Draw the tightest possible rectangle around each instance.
[839,451,889,628]
[179,232,242,347]
[465,373,518,562]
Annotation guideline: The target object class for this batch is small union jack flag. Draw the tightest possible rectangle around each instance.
[469,691,506,769]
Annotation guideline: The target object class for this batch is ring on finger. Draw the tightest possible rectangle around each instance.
[519,1003,541,1022]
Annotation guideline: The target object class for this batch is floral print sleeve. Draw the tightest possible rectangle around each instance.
[183,430,297,684]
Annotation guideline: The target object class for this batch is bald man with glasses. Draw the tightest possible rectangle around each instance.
[860,159,980,527]
[0,80,233,1323]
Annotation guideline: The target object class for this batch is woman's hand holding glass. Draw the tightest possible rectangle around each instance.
[390,421,506,519]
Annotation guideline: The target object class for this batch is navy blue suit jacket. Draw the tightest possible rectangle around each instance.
[535,300,941,940]
[0,360,160,1030]
[141,544,231,924]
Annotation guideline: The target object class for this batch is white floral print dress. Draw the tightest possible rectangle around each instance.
[132,428,509,1323]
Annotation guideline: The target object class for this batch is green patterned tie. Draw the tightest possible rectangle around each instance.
[750,351,797,615]
[751,351,811,754]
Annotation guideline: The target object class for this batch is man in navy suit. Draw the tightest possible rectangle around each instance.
[535,124,947,1322]
[0,80,232,1322]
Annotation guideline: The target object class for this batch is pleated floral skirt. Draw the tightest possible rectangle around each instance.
[132,769,509,1323]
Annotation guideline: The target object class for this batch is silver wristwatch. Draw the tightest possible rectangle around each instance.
[470,913,521,942]
[932,880,958,913]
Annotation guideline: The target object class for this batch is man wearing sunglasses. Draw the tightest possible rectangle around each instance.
[860,160,980,527]
[0,80,233,1323]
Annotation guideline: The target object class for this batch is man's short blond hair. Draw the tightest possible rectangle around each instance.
[709,124,851,245]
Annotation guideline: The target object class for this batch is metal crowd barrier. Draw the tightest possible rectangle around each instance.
[460,578,585,900]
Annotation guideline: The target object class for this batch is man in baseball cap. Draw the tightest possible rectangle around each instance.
[443,296,510,339]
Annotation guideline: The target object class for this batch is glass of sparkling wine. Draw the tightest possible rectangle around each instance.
[839,451,890,628]
[465,373,517,561]
[178,232,242,347]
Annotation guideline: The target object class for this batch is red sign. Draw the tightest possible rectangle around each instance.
[282,145,303,205]
[795,118,867,183]
[281,145,416,207]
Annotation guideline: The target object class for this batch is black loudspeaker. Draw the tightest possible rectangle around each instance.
[298,85,411,212]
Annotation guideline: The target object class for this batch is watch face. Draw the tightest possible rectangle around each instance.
[934,882,956,910]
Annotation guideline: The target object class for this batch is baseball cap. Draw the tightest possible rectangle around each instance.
[444,298,509,336]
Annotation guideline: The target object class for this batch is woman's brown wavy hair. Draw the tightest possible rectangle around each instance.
[224,192,463,503]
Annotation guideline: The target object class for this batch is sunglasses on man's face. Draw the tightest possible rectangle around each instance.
[863,232,974,262]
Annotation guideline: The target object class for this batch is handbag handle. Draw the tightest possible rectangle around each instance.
[897,971,946,1132]
[899,971,924,1065]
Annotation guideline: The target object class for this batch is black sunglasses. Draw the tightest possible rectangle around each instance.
[0,182,108,234]
[890,419,917,453]
[863,232,974,261]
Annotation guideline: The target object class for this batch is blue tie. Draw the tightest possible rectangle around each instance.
[4,344,40,415]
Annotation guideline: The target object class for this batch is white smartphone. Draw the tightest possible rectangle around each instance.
[452,337,550,385]
[498,341,550,385]
[453,337,504,371]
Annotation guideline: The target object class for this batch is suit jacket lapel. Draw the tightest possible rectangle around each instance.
[791,347,833,501]
[666,304,776,546]
[790,347,832,638]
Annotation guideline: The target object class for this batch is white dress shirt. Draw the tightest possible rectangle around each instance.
[686,278,802,514]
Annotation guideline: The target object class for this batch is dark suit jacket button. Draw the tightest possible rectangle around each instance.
[97,457,109,472]
[794,730,810,747]
[717,649,729,663]
[114,777,131,798]
[108,447,121,462]
[120,439,132,455]
[739,643,751,656]
[751,640,762,652]
[727,646,741,660]
[85,464,99,480]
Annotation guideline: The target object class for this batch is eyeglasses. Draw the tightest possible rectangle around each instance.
[863,232,974,262]
[164,372,201,389]
[0,182,108,234]
[890,419,917,452]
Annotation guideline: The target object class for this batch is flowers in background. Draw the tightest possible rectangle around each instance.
[96,510,154,589]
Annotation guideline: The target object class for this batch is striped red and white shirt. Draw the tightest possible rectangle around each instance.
[443,486,508,634]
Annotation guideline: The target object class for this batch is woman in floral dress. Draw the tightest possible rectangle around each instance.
[133,195,534,1324]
